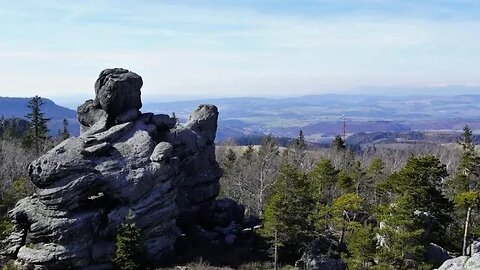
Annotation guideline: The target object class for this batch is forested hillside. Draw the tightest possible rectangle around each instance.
[215,128,479,269]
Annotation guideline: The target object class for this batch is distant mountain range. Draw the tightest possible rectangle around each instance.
[0,97,78,136]
[142,94,480,142]
[2,94,480,142]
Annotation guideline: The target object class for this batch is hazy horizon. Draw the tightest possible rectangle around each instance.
[1,1,480,100]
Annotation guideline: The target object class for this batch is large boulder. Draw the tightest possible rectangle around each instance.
[1,69,222,270]
[436,253,480,270]
[425,243,452,266]
[94,68,143,118]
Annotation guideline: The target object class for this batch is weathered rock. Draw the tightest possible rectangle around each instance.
[152,114,176,130]
[436,254,480,270]
[185,104,218,144]
[150,142,173,162]
[436,241,480,270]
[81,142,112,156]
[425,243,452,266]
[115,109,140,125]
[467,240,480,256]
[77,99,108,134]
[94,68,143,118]
[2,69,222,270]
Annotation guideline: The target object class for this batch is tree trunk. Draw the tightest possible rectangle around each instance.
[274,229,278,270]
[463,207,472,256]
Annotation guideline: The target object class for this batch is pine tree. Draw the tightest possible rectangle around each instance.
[293,130,307,150]
[449,125,479,193]
[288,129,308,168]
[222,148,237,173]
[454,191,480,255]
[242,145,254,162]
[261,163,315,263]
[309,159,339,205]
[375,156,453,267]
[447,125,480,253]
[58,118,70,140]
[367,158,387,206]
[375,201,426,270]
[332,135,346,151]
[383,156,453,243]
[345,222,377,270]
[331,193,364,244]
[112,212,143,270]
[24,95,50,153]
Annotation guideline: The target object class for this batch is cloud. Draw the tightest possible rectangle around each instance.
[0,1,479,100]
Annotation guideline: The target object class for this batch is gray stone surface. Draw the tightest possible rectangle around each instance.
[467,240,480,256]
[94,68,143,118]
[1,69,222,270]
[436,254,480,270]
[150,142,173,162]
[77,99,108,134]
[115,109,140,125]
[435,241,480,270]
[425,243,452,265]
[152,114,177,130]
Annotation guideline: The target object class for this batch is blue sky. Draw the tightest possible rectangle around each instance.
[0,0,479,102]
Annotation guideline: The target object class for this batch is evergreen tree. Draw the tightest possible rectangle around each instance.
[287,130,308,168]
[242,145,254,162]
[375,201,426,270]
[345,222,377,270]
[24,96,50,153]
[258,135,279,158]
[331,193,364,243]
[222,148,237,174]
[332,135,346,151]
[309,159,339,205]
[449,125,479,193]
[261,163,315,262]
[447,126,480,252]
[383,156,453,243]
[113,212,143,270]
[454,191,480,255]
[367,158,386,205]
[293,130,307,151]
[375,156,453,268]
[58,118,70,140]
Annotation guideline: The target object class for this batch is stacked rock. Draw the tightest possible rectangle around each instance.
[1,69,222,269]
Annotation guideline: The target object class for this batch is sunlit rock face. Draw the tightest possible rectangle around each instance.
[1,68,221,270]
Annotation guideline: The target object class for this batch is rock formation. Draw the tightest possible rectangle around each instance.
[436,241,480,270]
[1,68,222,269]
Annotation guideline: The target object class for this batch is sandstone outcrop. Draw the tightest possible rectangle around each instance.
[1,68,222,269]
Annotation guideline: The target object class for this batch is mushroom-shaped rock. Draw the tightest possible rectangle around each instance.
[94,68,143,118]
